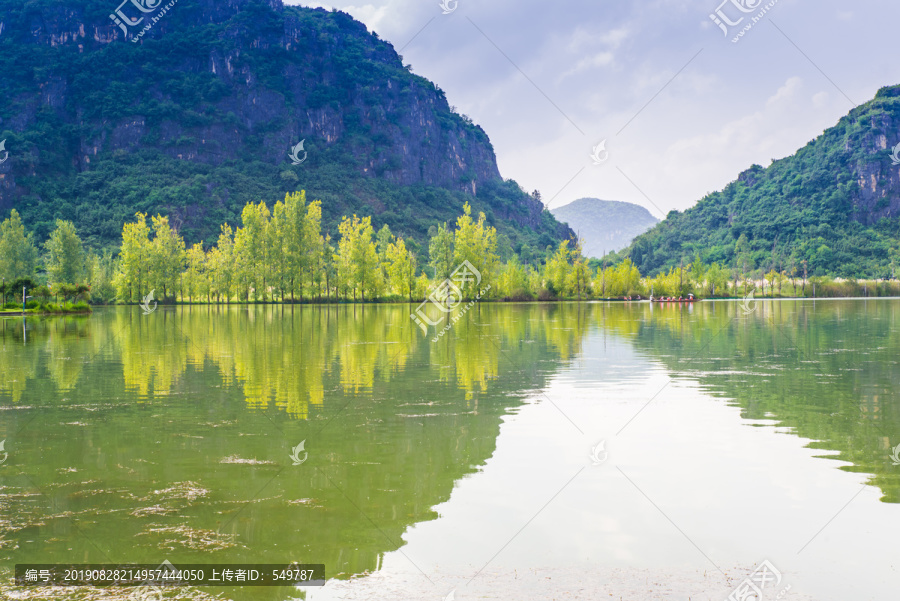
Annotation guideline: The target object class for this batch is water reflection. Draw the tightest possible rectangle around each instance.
[0,304,591,600]
[1,301,899,601]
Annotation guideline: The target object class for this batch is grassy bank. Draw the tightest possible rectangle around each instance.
[1,301,92,314]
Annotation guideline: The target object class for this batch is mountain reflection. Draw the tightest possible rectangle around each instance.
[1,301,898,601]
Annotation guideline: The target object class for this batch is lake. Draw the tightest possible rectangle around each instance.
[1,300,898,600]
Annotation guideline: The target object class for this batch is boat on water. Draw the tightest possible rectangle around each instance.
[649,294,698,303]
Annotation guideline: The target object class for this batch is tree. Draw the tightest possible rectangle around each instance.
[428,223,454,281]
[269,199,289,302]
[210,224,235,302]
[148,214,186,301]
[690,254,707,293]
[87,248,117,304]
[302,200,326,300]
[44,219,86,286]
[323,235,336,301]
[0,209,38,283]
[706,262,729,297]
[376,224,394,298]
[336,215,379,301]
[234,202,271,301]
[608,258,642,297]
[386,237,417,300]
[452,203,499,298]
[735,233,752,278]
[116,213,153,302]
[273,192,302,301]
[545,241,573,297]
[184,243,208,303]
[766,269,779,297]
[498,256,529,299]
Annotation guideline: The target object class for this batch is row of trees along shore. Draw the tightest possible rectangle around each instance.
[2,192,900,306]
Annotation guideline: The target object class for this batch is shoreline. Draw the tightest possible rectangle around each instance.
[95,295,900,309]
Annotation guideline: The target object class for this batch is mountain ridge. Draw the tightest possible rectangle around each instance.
[0,0,571,253]
[626,84,900,278]
[551,198,659,258]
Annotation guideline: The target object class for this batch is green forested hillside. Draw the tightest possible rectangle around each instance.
[627,85,900,278]
[0,0,569,257]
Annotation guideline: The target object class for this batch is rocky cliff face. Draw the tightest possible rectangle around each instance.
[849,93,900,225]
[0,0,562,245]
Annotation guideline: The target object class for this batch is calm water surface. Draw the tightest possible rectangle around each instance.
[1,300,898,600]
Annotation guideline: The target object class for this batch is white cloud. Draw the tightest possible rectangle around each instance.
[286,0,899,216]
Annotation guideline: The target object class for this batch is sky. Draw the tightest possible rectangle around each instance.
[287,0,900,217]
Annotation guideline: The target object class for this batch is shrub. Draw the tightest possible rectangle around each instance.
[505,288,534,302]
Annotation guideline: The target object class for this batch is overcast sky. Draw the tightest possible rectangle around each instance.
[288,0,900,216]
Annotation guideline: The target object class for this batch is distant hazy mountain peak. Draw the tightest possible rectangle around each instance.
[550,198,659,258]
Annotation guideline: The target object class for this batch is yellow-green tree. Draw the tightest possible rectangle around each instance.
[44,219,86,286]
[702,262,729,296]
[0,209,38,282]
[567,241,591,299]
[272,192,301,300]
[452,203,498,298]
[270,191,325,301]
[498,256,528,299]
[270,198,290,301]
[386,237,417,300]
[234,202,271,301]
[428,223,454,281]
[545,241,573,297]
[304,200,326,300]
[209,224,235,302]
[87,249,117,303]
[336,215,379,301]
[148,214,186,301]
[184,243,209,302]
[606,258,642,297]
[116,213,152,302]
